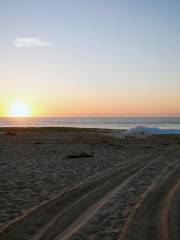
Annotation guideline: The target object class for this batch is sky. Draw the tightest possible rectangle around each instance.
[0,0,179,117]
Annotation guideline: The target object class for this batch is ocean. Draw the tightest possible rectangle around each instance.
[0,117,180,131]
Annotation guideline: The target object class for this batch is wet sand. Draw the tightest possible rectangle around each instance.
[0,128,179,239]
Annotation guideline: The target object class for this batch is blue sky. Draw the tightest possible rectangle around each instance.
[0,0,179,116]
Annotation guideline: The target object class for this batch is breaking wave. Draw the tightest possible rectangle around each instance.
[126,126,180,135]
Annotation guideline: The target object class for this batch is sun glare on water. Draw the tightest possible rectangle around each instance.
[9,102,31,117]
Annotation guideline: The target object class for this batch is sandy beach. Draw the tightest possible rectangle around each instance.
[0,127,179,240]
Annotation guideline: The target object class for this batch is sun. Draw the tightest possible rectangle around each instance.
[9,102,31,117]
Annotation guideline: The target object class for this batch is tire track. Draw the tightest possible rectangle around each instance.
[35,157,149,240]
[168,181,180,240]
[119,162,180,240]
[59,155,166,240]
[67,155,173,240]
[0,155,151,240]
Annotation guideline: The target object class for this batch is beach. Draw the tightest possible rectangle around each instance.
[0,127,179,239]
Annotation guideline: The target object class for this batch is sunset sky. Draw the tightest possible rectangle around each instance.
[0,0,179,117]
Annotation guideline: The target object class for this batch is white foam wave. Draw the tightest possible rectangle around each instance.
[125,126,180,135]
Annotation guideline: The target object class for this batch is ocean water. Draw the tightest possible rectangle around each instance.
[0,117,180,131]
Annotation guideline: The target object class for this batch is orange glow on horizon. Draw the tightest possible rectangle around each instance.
[0,95,179,118]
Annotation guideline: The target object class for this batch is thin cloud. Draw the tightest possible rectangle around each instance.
[14,37,53,48]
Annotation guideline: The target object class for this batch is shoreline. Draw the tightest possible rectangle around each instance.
[1,126,180,137]
[0,116,180,132]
